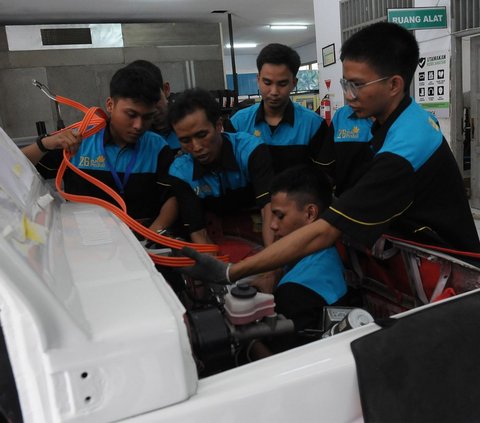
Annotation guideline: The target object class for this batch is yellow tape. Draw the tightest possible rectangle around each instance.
[12,163,22,177]
[22,215,46,244]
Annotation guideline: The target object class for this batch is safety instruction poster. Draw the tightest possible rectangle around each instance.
[414,49,450,118]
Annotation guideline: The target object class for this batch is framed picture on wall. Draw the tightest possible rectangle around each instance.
[322,43,336,67]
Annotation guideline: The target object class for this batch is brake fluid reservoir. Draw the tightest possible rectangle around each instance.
[224,283,275,325]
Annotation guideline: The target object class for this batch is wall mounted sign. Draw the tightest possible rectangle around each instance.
[322,43,336,67]
[387,7,447,30]
[414,49,450,118]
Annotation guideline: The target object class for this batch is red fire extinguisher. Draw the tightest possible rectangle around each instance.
[320,94,332,126]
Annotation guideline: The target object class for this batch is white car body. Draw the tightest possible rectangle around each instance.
[0,127,477,423]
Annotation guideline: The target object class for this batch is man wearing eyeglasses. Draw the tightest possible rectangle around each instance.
[313,21,480,255]
[180,22,480,286]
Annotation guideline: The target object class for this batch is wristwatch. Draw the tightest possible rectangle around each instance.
[36,135,51,153]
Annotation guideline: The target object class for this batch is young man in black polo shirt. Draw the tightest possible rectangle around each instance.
[167,88,274,246]
[180,22,480,285]
[26,66,177,233]
[226,43,329,173]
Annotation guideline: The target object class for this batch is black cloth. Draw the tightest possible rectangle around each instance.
[351,290,480,423]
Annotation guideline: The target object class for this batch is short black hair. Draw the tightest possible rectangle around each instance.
[271,165,333,213]
[256,43,301,76]
[126,59,164,88]
[109,66,160,105]
[340,22,419,92]
[168,88,221,127]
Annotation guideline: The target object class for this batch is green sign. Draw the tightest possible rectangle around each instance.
[387,7,447,30]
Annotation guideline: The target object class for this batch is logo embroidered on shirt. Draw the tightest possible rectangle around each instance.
[78,155,106,168]
[254,130,261,137]
[337,126,361,139]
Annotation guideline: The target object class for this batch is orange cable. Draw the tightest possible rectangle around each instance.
[50,96,228,266]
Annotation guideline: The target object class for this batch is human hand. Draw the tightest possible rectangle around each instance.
[247,269,282,294]
[178,246,231,284]
[43,130,82,154]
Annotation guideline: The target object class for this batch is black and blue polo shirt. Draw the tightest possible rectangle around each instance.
[153,127,181,153]
[321,97,480,252]
[168,131,273,233]
[228,100,329,173]
[277,246,347,304]
[316,104,374,190]
[165,130,180,152]
[37,126,174,221]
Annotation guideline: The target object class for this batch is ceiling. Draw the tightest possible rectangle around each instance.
[0,0,317,55]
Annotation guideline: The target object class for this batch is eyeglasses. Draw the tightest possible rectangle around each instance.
[339,76,391,99]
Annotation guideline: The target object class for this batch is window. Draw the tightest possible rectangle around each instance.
[340,0,413,41]
[452,0,480,33]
